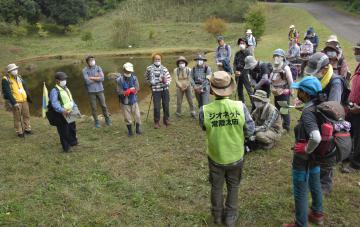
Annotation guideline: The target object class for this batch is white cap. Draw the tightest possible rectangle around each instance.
[123,62,134,73]
[246,29,252,34]
[289,25,295,29]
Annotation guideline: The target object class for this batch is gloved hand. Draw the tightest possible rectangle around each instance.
[249,135,256,141]
[294,140,307,154]
[124,89,132,97]
[130,88,137,95]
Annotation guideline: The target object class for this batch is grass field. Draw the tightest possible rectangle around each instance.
[1,3,360,226]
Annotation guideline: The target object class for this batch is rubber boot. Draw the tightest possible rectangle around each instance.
[136,123,142,135]
[126,124,133,137]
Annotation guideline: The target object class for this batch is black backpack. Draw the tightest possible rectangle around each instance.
[46,87,65,126]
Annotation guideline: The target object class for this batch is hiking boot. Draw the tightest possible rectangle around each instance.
[176,112,181,118]
[154,121,160,129]
[163,118,170,127]
[308,210,324,225]
[24,130,33,135]
[191,112,197,119]
[135,123,142,135]
[262,143,274,150]
[127,125,133,137]
[105,117,112,126]
[340,162,360,173]
[225,215,237,227]
[17,133,24,138]
[95,121,101,128]
[213,216,222,225]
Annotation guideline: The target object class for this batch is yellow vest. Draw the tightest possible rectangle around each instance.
[3,75,27,102]
[56,85,74,111]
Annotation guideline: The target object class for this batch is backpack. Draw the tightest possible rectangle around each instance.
[46,87,65,126]
[288,63,299,81]
[192,65,209,75]
[315,101,352,162]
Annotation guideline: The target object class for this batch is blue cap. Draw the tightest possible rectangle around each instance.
[216,35,224,41]
[291,76,322,96]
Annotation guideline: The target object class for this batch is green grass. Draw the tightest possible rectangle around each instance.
[1,3,360,226]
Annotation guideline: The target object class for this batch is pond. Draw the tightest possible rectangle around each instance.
[19,55,190,116]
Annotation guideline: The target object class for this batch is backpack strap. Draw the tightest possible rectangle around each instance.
[54,86,64,106]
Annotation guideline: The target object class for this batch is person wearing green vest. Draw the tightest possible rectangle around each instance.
[49,72,80,152]
[199,71,255,227]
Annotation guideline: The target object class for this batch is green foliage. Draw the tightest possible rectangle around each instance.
[112,15,139,48]
[245,4,266,41]
[81,31,94,46]
[45,0,86,27]
[42,23,65,34]
[204,17,228,37]
[0,0,40,25]
[148,30,155,40]
[36,23,48,37]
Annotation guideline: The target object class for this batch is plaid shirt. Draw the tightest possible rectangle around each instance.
[144,64,171,92]
[190,65,212,89]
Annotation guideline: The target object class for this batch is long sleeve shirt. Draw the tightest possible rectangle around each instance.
[199,100,255,137]
[247,35,257,47]
[116,74,140,95]
[233,49,251,72]
[144,64,171,92]
[82,65,105,93]
[50,86,77,113]
[190,65,212,89]
[216,44,231,64]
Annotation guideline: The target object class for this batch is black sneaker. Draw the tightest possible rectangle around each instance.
[17,133,24,138]
[24,130,33,135]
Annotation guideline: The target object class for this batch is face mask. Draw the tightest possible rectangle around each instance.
[154,60,161,66]
[239,44,246,50]
[273,56,283,67]
[254,101,264,109]
[197,60,204,66]
[326,51,337,59]
[59,80,67,87]
[89,60,96,66]
[355,55,360,62]
[10,70,18,76]
[179,63,186,68]
[124,73,131,77]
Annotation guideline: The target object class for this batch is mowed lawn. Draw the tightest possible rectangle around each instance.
[1,3,360,226]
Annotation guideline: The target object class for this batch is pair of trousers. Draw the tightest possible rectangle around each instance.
[89,91,109,121]
[208,158,244,220]
[236,75,254,105]
[255,129,281,145]
[176,87,195,116]
[195,87,209,108]
[56,122,77,152]
[292,156,323,227]
[12,101,31,134]
[320,155,337,193]
[349,113,360,168]
[274,94,291,130]
[153,90,170,122]
[122,103,141,125]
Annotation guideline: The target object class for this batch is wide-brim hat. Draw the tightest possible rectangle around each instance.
[246,29,252,34]
[326,35,339,43]
[194,54,207,61]
[208,71,236,97]
[244,56,258,70]
[123,62,134,74]
[176,56,188,66]
[304,52,329,75]
[323,43,340,54]
[7,63,19,72]
[251,90,269,103]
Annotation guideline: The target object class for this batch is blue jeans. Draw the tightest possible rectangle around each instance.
[292,159,323,227]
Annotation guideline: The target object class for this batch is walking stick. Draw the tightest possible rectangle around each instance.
[146,93,153,122]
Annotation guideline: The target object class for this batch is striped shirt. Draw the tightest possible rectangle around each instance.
[144,64,172,92]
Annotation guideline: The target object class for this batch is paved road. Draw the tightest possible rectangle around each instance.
[279,3,360,44]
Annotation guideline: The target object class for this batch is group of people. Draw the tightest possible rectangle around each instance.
[2,25,360,227]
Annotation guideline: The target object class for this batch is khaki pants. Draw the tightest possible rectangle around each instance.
[122,103,141,125]
[255,129,280,145]
[12,101,31,134]
[176,87,195,116]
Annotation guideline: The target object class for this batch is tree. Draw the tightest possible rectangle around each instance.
[0,0,40,25]
[245,4,266,41]
[204,17,227,37]
[47,0,87,27]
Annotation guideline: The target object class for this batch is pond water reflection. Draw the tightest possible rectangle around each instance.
[20,55,186,116]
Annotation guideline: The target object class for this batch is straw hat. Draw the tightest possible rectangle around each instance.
[208,71,236,97]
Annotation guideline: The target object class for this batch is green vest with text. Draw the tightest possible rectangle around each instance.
[203,98,245,165]
[56,85,74,111]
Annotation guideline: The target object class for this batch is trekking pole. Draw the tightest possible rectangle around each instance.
[17,105,25,139]
[146,93,153,122]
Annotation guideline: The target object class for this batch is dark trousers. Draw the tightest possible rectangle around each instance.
[56,122,77,152]
[153,90,170,123]
[274,94,291,131]
[319,155,337,193]
[349,113,360,168]
[208,158,243,220]
[236,75,253,104]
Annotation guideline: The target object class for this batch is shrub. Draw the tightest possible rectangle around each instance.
[245,4,266,41]
[204,16,227,37]
[148,30,155,40]
[43,23,65,34]
[0,20,13,36]
[112,15,139,48]
[36,23,48,37]
[81,31,93,45]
